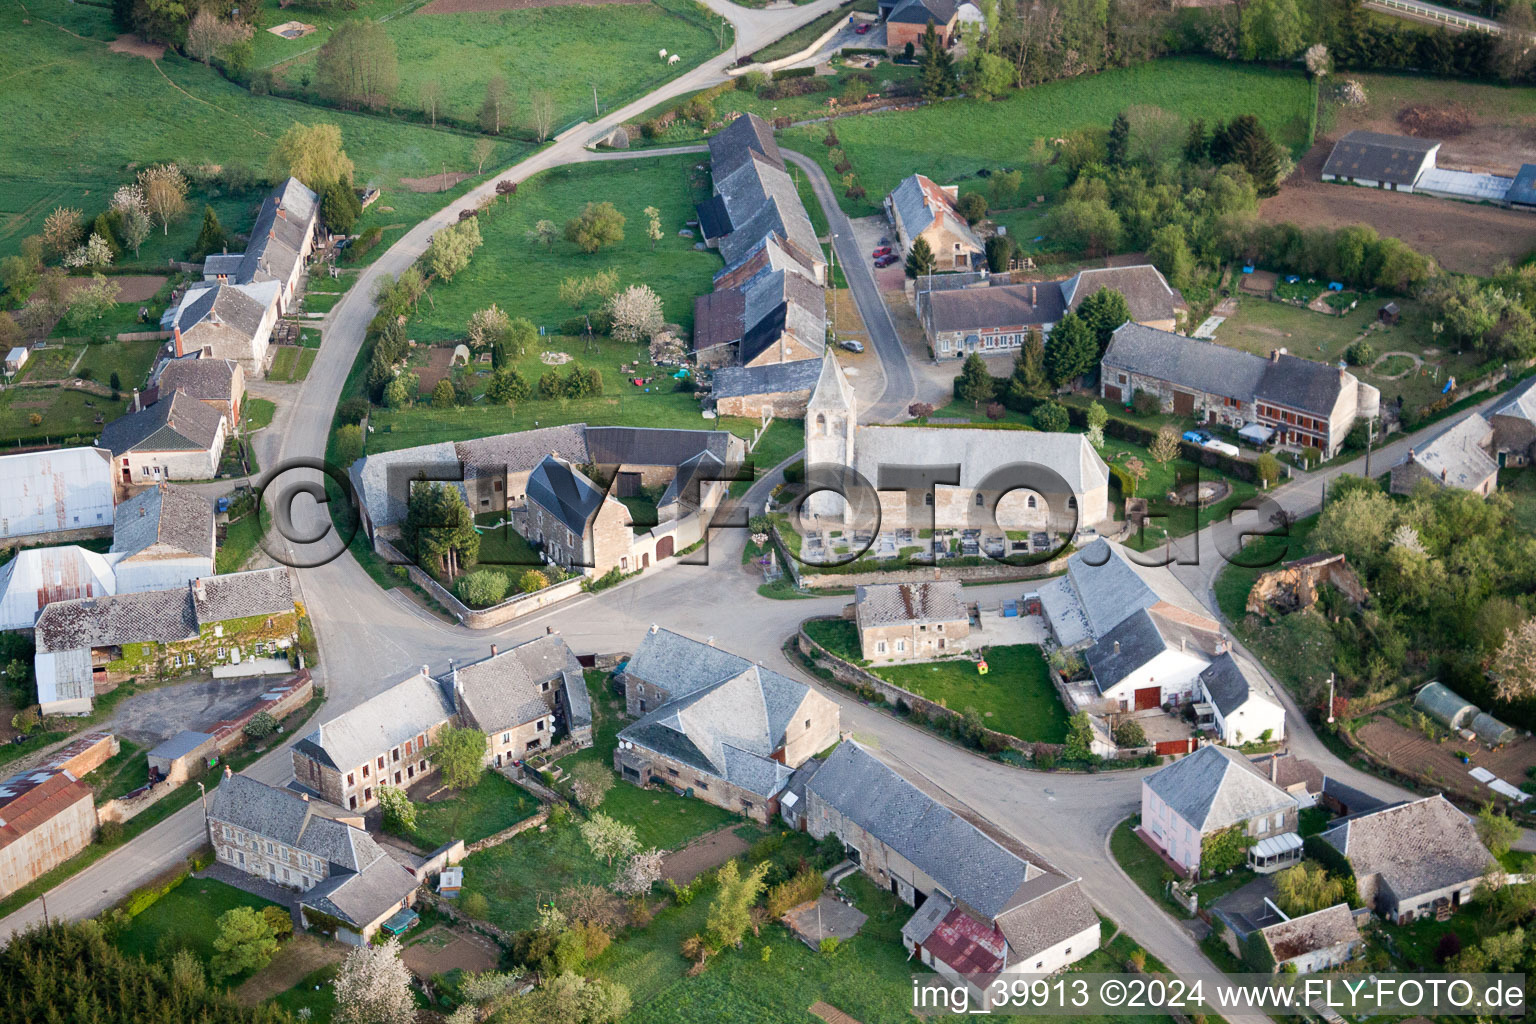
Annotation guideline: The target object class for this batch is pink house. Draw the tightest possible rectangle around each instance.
[1139,744,1298,878]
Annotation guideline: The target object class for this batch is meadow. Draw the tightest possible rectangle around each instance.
[0,0,526,263]
[265,0,726,134]
[778,58,1316,217]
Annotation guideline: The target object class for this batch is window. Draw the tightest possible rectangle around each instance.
[362,764,370,779]
[695,780,709,791]
[804,719,811,729]
[502,732,510,744]
[419,760,427,771]
[417,734,426,748]
[392,748,400,762]
[1064,947,1072,955]
[348,795,357,810]
[895,640,906,652]
[620,557,628,571]
[301,875,310,888]
[1035,961,1043,969]
[377,756,385,770]
[876,641,887,654]
[536,721,545,731]
[394,772,401,784]
[347,772,355,787]
[1067,497,1077,510]
[265,842,275,855]
[936,624,944,632]
[364,787,372,801]
[526,739,541,751]
[975,493,984,507]
[283,867,290,882]
[667,767,679,776]
[541,681,550,692]
[924,493,934,506]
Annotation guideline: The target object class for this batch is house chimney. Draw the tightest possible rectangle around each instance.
[131,387,140,411]
[1113,641,1120,655]
[1270,756,1278,783]
[139,505,146,517]
[301,792,309,802]
[1031,284,1037,305]
[173,325,184,358]
[1180,636,1187,652]
[421,664,430,678]
[1408,447,1415,459]
[649,623,658,634]
[1441,467,1448,481]
[707,636,716,647]
[1270,349,1280,363]
[192,577,206,602]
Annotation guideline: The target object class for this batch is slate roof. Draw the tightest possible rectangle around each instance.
[738,265,826,364]
[1199,651,1276,717]
[923,281,1065,334]
[888,0,959,24]
[1322,131,1439,187]
[1260,903,1361,963]
[1044,539,1215,645]
[349,441,460,533]
[709,358,822,400]
[708,112,784,179]
[99,391,225,456]
[153,354,240,404]
[1254,354,1349,416]
[302,853,419,929]
[171,281,276,343]
[1318,795,1496,903]
[1399,413,1497,489]
[1508,163,1536,206]
[619,663,810,797]
[451,635,581,734]
[888,174,982,254]
[230,178,319,286]
[584,426,736,469]
[192,567,294,623]
[1059,265,1186,323]
[695,193,732,241]
[852,425,1108,495]
[1084,607,1218,693]
[455,425,590,482]
[1145,743,1293,832]
[0,771,92,852]
[112,483,216,562]
[625,626,761,700]
[295,669,454,773]
[693,287,748,353]
[1248,752,1325,794]
[1103,323,1268,402]
[1490,374,1536,423]
[855,580,966,627]
[211,772,388,872]
[525,456,609,537]
[33,587,199,652]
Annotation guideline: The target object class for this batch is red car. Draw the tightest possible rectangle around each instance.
[871,246,891,258]
[874,253,899,268]
[854,22,871,34]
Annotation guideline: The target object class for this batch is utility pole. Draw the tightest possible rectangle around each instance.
[1326,673,1336,724]
[1363,417,1374,478]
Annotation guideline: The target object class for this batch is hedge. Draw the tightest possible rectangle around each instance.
[122,866,190,918]
[771,66,817,80]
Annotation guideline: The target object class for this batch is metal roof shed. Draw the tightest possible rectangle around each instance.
[1471,712,1516,747]
[1507,164,1536,208]
[1414,682,1477,730]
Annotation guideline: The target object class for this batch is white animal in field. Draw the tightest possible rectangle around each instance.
[668,53,680,64]
[659,48,668,60]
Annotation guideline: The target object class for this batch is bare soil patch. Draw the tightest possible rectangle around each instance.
[267,20,318,40]
[660,825,750,883]
[421,0,647,12]
[400,925,500,977]
[1355,716,1536,806]
[235,937,345,1006]
[108,34,165,60]
[61,274,167,303]
[414,345,457,395]
[400,171,474,193]
[1262,139,1536,276]
[1397,102,1474,139]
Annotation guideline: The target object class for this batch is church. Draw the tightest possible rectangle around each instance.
[798,356,1111,561]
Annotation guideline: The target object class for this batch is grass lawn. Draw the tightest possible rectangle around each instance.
[1211,295,1480,413]
[49,301,163,340]
[734,417,804,497]
[268,347,317,382]
[0,386,126,444]
[407,769,541,850]
[89,738,145,803]
[1382,911,1484,970]
[0,0,527,263]
[1109,818,1187,918]
[19,340,159,389]
[779,57,1315,218]
[876,644,1067,744]
[269,965,340,1022]
[300,290,344,315]
[1212,514,1319,622]
[217,511,265,574]
[114,878,278,974]
[244,397,278,431]
[266,1,723,135]
[1504,467,1536,535]
[804,618,862,661]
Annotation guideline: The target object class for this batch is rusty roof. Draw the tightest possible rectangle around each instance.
[0,770,92,849]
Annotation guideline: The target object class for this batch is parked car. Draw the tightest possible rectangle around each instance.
[872,246,892,258]
[1203,438,1240,457]
[874,253,899,268]
[1182,429,1212,445]
[854,22,872,34]
[839,339,865,353]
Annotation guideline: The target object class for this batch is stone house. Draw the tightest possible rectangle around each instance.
[693,255,826,370]
[144,353,245,427]
[853,580,970,663]
[0,767,97,897]
[292,668,454,812]
[209,770,418,946]
[1058,265,1187,332]
[1100,323,1380,457]
[885,174,984,272]
[1317,794,1496,924]
[0,447,116,546]
[881,0,960,51]
[449,636,593,767]
[165,280,281,378]
[1253,904,1364,974]
[99,391,228,484]
[1390,413,1499,496]
[202,177,320,316]
[614,628,838,823]
[1489,376,1536,467]
[797,741,1099,995]
[709,358,822,418]
[110,483,216,594]
[1139,744,1300,878]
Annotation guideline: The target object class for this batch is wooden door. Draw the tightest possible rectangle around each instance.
[1134,685,1161,711]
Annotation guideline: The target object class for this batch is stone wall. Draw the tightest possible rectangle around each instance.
[375,537,586,629]
[465,808,550,855]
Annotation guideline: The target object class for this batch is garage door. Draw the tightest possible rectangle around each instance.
[1134,686,1161,711]
[1104,384,1122,403]
[656,535,675,560]
[1173,390,1195,416]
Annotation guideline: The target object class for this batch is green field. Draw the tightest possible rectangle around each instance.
[877,644,1067,744]
[779,58,1315,217]
[405,769,541,849]
[0,386,125,444]
[0,0,527,263]
[263,0,725,135]
[114,878,278,976]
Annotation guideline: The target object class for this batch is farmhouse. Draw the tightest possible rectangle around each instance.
[708,358,822,418]
[98,391,228,484]
[880,0,960,50]
[804,355,1110,536]
[0,448,116,545]
[1100,323,1380,457]
[209,771,418,946]
[165,279,281,378]
[885,174,984,272]
[1390,413,1499,496]
[1321,131,1441,192]
[32,567,296,715]
[143,353,245,427]
[1059,265,1187,331]
[449,636,593,765]
[1252,904,1363,974]
[854,580,970,663]
[1139,743,1299,878]
[1486,375,1536,467]
[692,253,826,369]
[795,741,1099,993]
[1318,795,1495,924]
[202,177,320,316]
[614,632,838,824]
[110,483,216,593]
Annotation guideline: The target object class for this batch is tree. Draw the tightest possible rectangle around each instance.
[402,480,479,575]
[479,75,512,134]
[1113,719,1147,748]
[42,206,83,259]
[1184,118,1208,163]
[565,202,626,254]
[1063,712,1094,761]
[956,353,995,408]
[571,761,615,809]
[1043,312,1096,386]
[1106,112,1131,167]
[335,423,365,466]
[904,236,936,278]
[1033,401,1068,432]
[530,90,556,143]
[1314,485,1395,571]
[428,724,488,792]
[580,813,638,867]
[1494,619,1536,703]
[431,378,456,409]
[1238,0,1306,62]
[956,192,987,224]
[62,274,121,330]
[1273,861,1348,916]
[467,303,511,352]
[418,78,444,126]
[643,206,663,251]
[1255,452,1281,489]
[244,711,278,739]
[487,367,530,407]
[1149,423,1181,469]
[0,313,20,353]
[1077,288,1132,357]
[113,185,152,259]
[527,219,559,252]
[139,163,189,235]
[193,205,226,258]
[918,21,955,100]
[1304,42,1331,77]
[1006,329,1048,405]
[185,10,247,66]
[424,217,483,281]
[605,284,664,343]
[1123,456,1148,496]
[1,255,39,301]
[472,137,495,176]
[211,906,279,981]
[1146,223,1195,291]
[269,122,356,193]
[613,848,664,897]
[984,234,1013,272]
[317,18,399,111]
[322,181,363,234]
[963,49,1012,101]
[1046,198,1121,255]
[378,784,418,834]
[707,858,771,949]
[334,936,415,1024]
[458,570,510,607]
[64,234,115,271]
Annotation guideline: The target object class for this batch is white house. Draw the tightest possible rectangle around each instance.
[98,392,228,484]
[1198,652,1286,745]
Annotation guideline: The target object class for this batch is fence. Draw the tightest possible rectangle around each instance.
[49,330,171,344]
[1365,0,1504,33]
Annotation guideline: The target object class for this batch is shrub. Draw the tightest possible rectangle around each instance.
[957,192,987,224]
[985,401,1005,420]
[1114,719,1148,748]
[456,570,510,607]
[1435,931,1462,963]
[1032,401,1069,432]
[337,396,370,424]
[1344,339,1375,366]
[461,891,490,919]
[1131,390,1160,416]
[346,226,383,263]
[98,819,125,846]
[261,905,294,940]
[243,711,278,739]
[765,869,826,919]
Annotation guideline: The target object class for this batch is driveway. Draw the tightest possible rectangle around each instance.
[104,675,289,748]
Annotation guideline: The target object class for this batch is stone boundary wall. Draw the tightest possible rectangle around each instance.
[374,537,586,628]
[770,525,1068,590]
[465,808,550,855]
